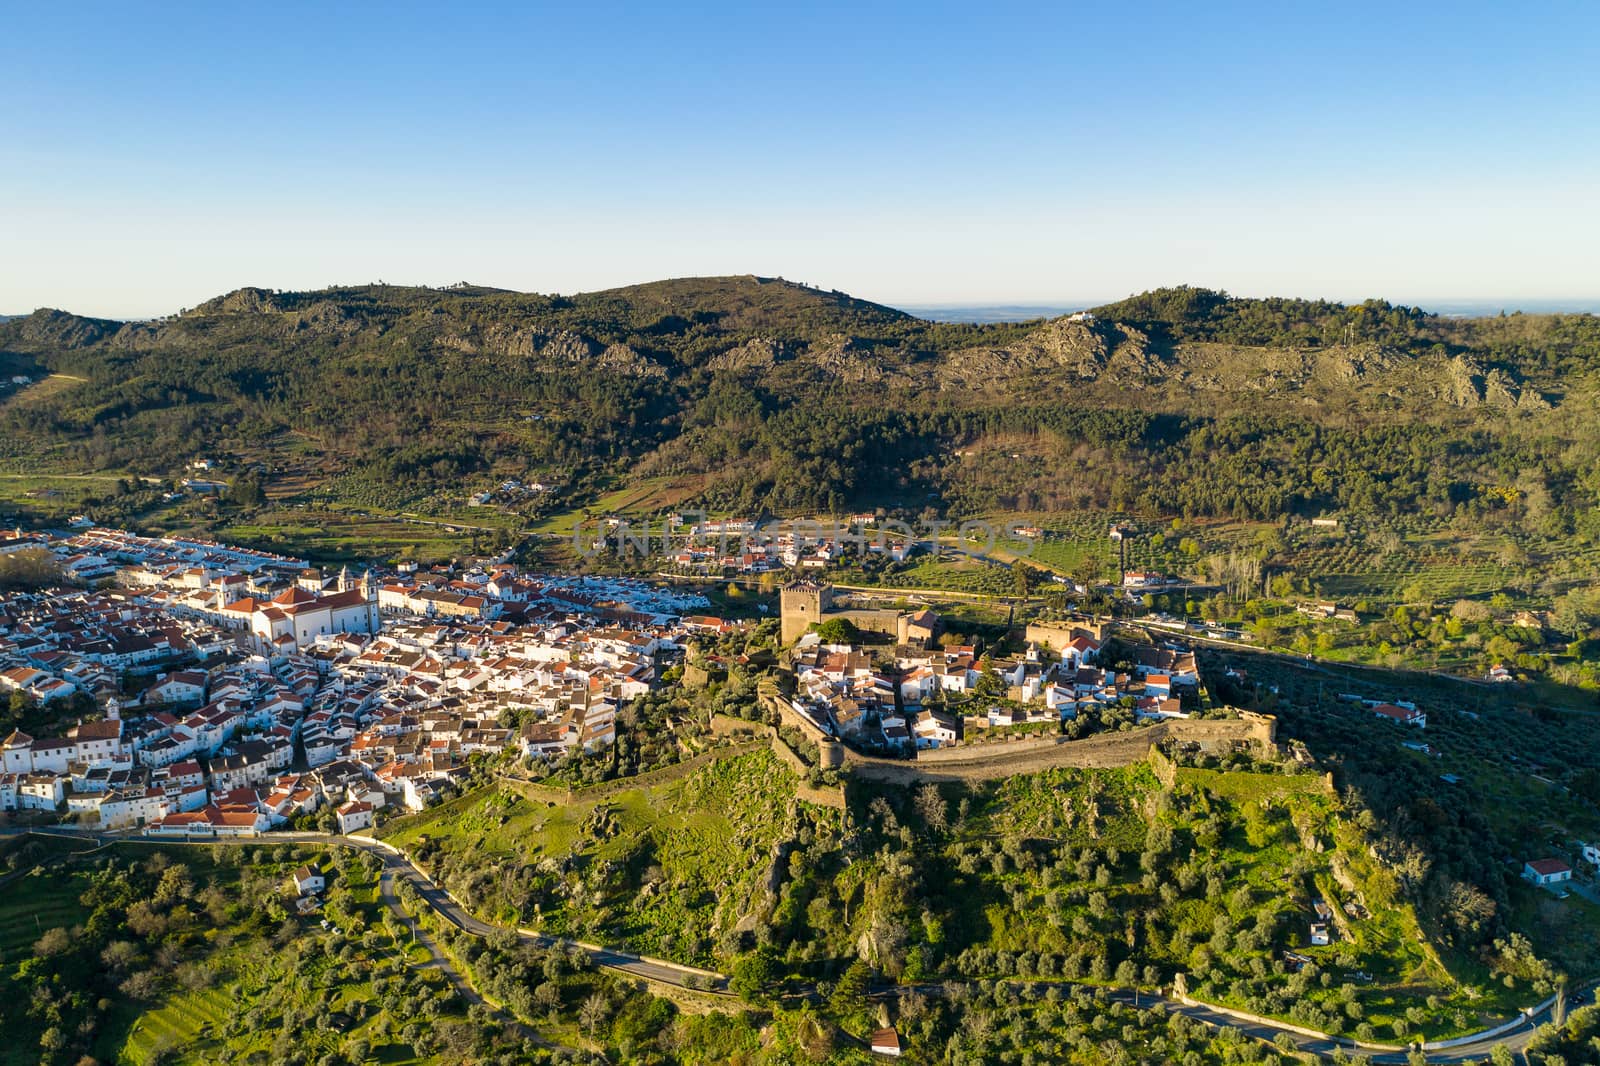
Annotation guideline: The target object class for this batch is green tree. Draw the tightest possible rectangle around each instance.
[578,991,609,1036]
[829,958,872,1015]
[0,548,63,592]
[1013,564,1034,603]
[228,473,265,507]
[730,947,779,1002]
[814,617,861,645]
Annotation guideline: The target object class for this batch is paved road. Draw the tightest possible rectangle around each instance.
[906,980,1594,1064]
[358,835,726,990]
[1168,988,1588,1065]
[374,864,555,1048]
[1,825,727,992]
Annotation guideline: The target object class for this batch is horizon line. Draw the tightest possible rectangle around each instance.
[7,283,1600,325]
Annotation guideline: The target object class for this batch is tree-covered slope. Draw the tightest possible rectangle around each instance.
[3,278,1600,527]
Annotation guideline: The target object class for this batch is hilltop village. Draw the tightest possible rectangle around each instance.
[778,578,1198,751]
[1,527,715,832]
[2,528,1459,841]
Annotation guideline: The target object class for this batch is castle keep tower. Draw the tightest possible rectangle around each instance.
[780,580,833,643]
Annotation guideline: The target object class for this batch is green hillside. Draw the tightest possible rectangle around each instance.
[5,278,1599,529]
[6,277,1600,681]
[381,747,837,968]
[372,744,1572,1048]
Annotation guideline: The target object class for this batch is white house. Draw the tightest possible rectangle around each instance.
[28,737,77,775]
[1059,635,1101,670]
[67,719,126,768]
[148,670,207,706]
[304,733,342,767]
[146,804,269,837]
[898,666,937,705]
[19,773,66,810]
[291,865,326,896]
[1522,858,1573,886]
[1372,703,1426,728]
[99,787,168,828]
[335,799,374,834]
[1046,686,1080,717]
[911,710,958,749]
[2,730,35,774]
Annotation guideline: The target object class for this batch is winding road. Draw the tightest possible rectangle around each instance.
[5,825,1588,1061]
[2,826,727,992]
[345,832,727,991]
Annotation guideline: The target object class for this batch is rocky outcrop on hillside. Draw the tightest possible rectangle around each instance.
[191,287,286,315]
[475,324,577,359]
[463,325,664,377]
[1319,344,1398,381]
[1426,355,1545,409]
[106,321,163,350]
[595,342,666,378]
[793,335,898,385]
[935,318,1163,390]
[290,301,360,335]
[704,336,792,372]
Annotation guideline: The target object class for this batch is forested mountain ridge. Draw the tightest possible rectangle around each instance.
[3,276,1600,526]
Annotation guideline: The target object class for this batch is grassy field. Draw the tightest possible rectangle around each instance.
[836,554,1017,596]
[0,372,85,414]
[381,748,834,968]
[523,475,706,536]
[977,763,1161,851]
[159,506,478,564]
[0,472,136,522]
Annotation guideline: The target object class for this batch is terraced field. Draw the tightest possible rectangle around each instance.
[524,475,706,536]
[208,507,478,563]
[119,987,237,1065]
[0,867,93,965]
[990,510,1271,581]
[1299,550,1521,601]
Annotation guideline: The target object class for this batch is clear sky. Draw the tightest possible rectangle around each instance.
[3,2,1598,318]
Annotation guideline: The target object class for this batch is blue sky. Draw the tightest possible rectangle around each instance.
[3,2,1598,317]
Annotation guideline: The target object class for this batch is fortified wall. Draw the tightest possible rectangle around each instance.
[759,678,1275,783]
[1024,620,1111,651]
[779,580,911,645]
[710,710,848,808]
